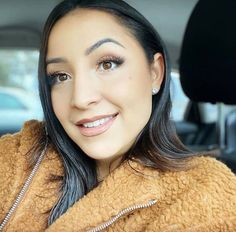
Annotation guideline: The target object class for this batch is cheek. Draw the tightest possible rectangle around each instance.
[109,66,152,108]
[105,68,152,127]
[51,88,71,121]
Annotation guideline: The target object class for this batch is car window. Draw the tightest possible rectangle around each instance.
[170,71,220,124]
[0,49,39,90]
[0,49,41,110]
[0,92,26,109]
[0,49,43,134]
[170,71,189,121]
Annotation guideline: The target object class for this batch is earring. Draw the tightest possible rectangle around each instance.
[152,87,159,95]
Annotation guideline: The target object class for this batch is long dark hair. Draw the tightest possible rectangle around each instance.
[38,0,194,225]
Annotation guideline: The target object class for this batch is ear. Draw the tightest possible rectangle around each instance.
[150,53,164,90]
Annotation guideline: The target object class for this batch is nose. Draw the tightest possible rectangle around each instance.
[70,73,102,110]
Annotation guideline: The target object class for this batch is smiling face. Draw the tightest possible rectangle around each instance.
[46,9,164,163]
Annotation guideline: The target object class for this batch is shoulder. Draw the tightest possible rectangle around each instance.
[186,156,236,191]
[128,156,236,195]
[0,120,44,160]
[131,156,236,190]
[146,157,236,231]
[159,156,236,205]
[156,156,236,191]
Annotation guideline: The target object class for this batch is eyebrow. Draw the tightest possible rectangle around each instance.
[46,38,125,66]
[85,38,125,55]
[46,57,67,66]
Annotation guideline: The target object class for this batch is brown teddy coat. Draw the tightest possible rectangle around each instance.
[0,120,236,232]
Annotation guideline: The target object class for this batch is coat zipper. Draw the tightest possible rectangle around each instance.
[87,199,157,232]
[0,140,48,231]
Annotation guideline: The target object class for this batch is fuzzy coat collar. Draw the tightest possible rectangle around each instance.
[46,160,161,232]
[1,120,236,232]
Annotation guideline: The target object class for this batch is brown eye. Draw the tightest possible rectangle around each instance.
[52,72,72,85]
[48,72,72,86]
[102,61,112,70]
[58,74,69,82]
[97,56,124,72]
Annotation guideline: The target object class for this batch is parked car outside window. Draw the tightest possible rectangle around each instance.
[0,87,43,135]
[0,49,43,135]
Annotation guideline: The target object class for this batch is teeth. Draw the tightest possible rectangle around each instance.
[83,116,113,128]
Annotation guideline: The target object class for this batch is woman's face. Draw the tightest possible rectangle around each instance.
[46,9,163,162]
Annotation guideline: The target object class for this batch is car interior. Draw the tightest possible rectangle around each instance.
[0,0,235,172]
[179,0,236,172]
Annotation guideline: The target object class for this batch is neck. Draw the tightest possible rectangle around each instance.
[96,156,123,182]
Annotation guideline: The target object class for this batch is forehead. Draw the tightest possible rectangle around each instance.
[47,9,136,53]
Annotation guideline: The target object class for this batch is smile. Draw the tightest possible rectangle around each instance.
[76,113,118,137]
[82,116,113,128]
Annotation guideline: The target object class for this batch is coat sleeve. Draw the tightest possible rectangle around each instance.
[182,217,236,232]
[146,157,236,232]
[0,130,22,219]
[0,120,43,188]
[0,120,40,159]
[187,158,236,232]
[0,131,22,164]
[158,217,236,232]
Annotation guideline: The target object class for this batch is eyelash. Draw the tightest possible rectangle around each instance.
[96,55,124,72]
[47,55,124,86]
[47,72,72,86]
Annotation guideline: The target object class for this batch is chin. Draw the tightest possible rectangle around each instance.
[81,146,123,161]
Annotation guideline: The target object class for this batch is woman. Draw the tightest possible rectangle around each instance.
[0,0,236,231]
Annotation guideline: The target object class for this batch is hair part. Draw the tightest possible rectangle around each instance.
[38,0,195,225]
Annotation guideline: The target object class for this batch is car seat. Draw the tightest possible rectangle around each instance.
[179,0,236,171]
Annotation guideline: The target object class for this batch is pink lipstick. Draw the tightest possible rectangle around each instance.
[76,113,118,137]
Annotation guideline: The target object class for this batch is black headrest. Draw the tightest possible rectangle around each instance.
[179,0,236,104]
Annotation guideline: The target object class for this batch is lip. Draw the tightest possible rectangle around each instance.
[75,113,118,137]
[76,113,118,125]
